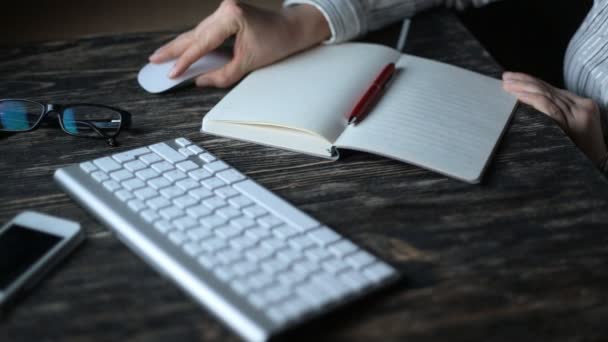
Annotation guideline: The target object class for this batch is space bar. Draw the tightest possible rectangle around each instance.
[233,180,319,231]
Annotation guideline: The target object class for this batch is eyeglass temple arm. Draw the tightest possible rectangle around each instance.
[73,120,117,146]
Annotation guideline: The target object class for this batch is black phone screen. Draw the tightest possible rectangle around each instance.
[0,225,61,290]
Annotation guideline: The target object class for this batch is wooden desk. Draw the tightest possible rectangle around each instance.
[1,10,607,342]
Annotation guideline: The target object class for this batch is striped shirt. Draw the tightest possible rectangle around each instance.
[284,0,608,172]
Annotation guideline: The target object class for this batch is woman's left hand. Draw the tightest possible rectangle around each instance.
[502,71,607,165]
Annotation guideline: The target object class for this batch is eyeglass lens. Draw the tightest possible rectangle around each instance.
[61,105,122,138]
[0,100,45,131]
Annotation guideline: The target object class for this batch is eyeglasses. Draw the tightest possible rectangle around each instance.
[0,99,132,146]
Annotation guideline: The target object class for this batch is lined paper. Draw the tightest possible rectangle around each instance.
[335,54,517,182]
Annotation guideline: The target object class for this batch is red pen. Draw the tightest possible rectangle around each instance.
[348,63,396,125]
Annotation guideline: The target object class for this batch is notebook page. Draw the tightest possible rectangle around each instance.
[335,54,517,182]
[203,43,400,144]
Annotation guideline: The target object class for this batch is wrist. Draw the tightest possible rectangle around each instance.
[282,4,330,55]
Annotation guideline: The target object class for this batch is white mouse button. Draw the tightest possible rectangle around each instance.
[138,51,231,94]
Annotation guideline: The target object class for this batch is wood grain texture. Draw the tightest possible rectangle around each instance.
[1,9,608,342]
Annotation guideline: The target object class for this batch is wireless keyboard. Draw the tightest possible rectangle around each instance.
[54,138,398,341]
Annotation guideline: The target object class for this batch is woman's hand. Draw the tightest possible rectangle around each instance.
[502,71,607,165]
[148,0,330,88]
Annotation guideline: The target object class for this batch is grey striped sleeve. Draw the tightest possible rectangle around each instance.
[283,0,497,43]
[564,0,608,158]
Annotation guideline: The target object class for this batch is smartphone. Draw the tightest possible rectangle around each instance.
[0,211,84,308]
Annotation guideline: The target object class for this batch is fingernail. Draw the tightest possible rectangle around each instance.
[169,66,178,78]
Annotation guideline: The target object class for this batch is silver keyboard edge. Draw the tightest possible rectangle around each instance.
[54,166,272,342]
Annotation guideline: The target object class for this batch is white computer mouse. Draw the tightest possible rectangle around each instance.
[137,51,231,93]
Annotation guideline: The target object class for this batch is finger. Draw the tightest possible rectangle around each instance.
[149,31,194,63]
[503,78,547,95]
[515,91,568,129]
[195,59,246,88]
[169,21,237,78]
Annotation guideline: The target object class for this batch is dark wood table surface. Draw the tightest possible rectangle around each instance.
[1,9,608,342]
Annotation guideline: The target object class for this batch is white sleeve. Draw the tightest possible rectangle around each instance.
[283,0,498,43]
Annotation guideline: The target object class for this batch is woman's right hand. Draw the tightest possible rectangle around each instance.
[148,0,330,88]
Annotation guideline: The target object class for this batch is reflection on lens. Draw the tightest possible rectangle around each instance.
[0,100,44,131]
[61,105,122,138]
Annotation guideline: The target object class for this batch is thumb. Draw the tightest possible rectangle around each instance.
[195,59,246,88]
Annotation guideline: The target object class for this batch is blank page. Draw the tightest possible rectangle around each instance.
[335,54,517,183]
[204,43,400,144]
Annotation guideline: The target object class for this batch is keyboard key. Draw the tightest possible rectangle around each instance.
[163,169,187,182]
[175,179,200,192]
[201,177,225,190]
[198,152,216,163]
[243,205,267,218]
[174,216,198,230]
[321,258,349,274]
[201,237,227,253]
[175,137,191,147]
[160,186,185,199]
[176,160,198,172]
[339,270,370,291]
[150,142,186,163]
[91,171,109,183]
[147,196,171,210]
[147,177,171,190]
[178,147,195,157]
[328,240,358,258]
[216,169,246,184]
[173,195,198,209]
[307,228,341,247]
[257,215,283,228]
[115,189,134,202]
[345,250,375,269]
[288,235,316,251]
[168,231,189,245]
[198,252,219,269]
[153,220,174,233]
[228,195,253,209]
[188,169,212,181]
[187,227,213,241]
[134,187,158,201]
[187,145,204,155]
[215,186,239,199]
[94,157,121,172]
[217,206,241,220]
[135,168,160,181]
[362,262,395,283]
[204,161,229,174]
[203,197,227,211]
[141,209,161,223]
[215,225,242,240]
[127,199,147,212]
[186,204,212,219]
[272,224,299,240]
[159,206,184,220]
[151,161,174,173]
[183,242,204,257]
[189,187,213,200]
[110,169,134,182]
[122,178,146,191]
[139,153,162,165]
[231,217,256,230]
[230,235,257,250]
[123,160,147,172]
[201,216,227,229]
[80,161,97,173]
[235,180,320,231]
[112,147,149,163]
[102,180,121,192]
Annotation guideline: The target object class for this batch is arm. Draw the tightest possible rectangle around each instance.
[283,0,499,43]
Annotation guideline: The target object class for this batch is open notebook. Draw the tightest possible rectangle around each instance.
[202,43,517,183]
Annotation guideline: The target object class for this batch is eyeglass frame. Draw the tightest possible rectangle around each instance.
[0,99,132,146]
